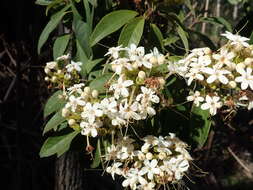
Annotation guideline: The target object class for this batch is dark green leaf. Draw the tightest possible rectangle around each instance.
[90,139,101,168]
[89,73,113,93]
[201,17,232,32]
[249,31,253,44]
[150,24,164,51]
[43,111,66,135]
[44,90,66,118]
[89,10,138,47]
[177,25,189,53]
[53,34,71,60]
[163,35,179,46]
[85,58,104,74]
[188,29,216,50]
[118,17,145,47]
[76,40,89,77]
[58,122,68,131]
[35,0,52,6]
[40,130,79,157]
[37,5,70,54]
[190,106,211,148]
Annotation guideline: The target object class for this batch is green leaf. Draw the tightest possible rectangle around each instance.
[76,40,89,77]
[37,5,70,54]
[58,122,68,131]
[90,139,101,168]
[44,90,66,118]
[201,17,232,32]
[43,111,66,135]
[249,31,253,44]
[73,20,92,58]
[190,106,211,148]
[118,17,145,47]
[163,35,179,46]
[177,25,189,53]
[53,34,71,60]
[89,10,138,47]
[85,58,104,74]
[188,29,216,50]
[88,0,97,7]
[40,130,79,157]
[150,24,164,51]
[35,0,52,6]
[89,73,113,93]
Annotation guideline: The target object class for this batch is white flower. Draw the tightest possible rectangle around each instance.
[139,159,160,180]
[56,54,70,61]
[119,100,141,121]
[67,83,85,95]
[105,45,124,59]
[187,91,204,106]
[66,61,82,73]
[65,95,86,112]
[201,95,222,115]
[136,86,160,104]
[106,162,122,180]
[111,58,131,74]
[100,97,118,115]
[212,48,235,69]
[80,120,102,137]
[46,61,57,69]
[235,67,253,90]
[126,44,145,61]
[139,103,156,119]
[221,31,250,47]
[81,102,103,123]
[109,76,134,99]
[203,67,230,84]
[248,101,253,110]
[122,168,147,190]
[185,68,204,85]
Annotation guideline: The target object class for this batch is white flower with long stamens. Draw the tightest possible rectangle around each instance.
[100,97,118,115]
[221,31,250,47]
[136,86,160,104]
[122,168,147,190]
[80,120,102,137]
[139,159,160,180]
[109,76,134,99]
[119,100,141,121]
[187,91,204,107]
[81,102,103,123]
[203,67,230,84]
[105,45,124,59]
[67,83,85,95]
[235,67,253,90]
[212,48,235,69]
[126,44,145,61]
[185,68,204,86]
[106,162,122,180]
[56,54,70,61]
[201,95,222,115]
[111,58,131,74]
[66,61,82,72]
[65,95,86,112]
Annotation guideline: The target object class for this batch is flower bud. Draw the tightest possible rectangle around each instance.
[138,152,146,161]
[51,76,57,82]
[64,74,71,79]
[57,69,62,74]
[204,47,212,54]
[84,87,91,94]
[236,63,245,70]
[157,55,165,65]
[134,161,142,168]
[132,62,139,69]
[228,81,237,89]
[158,152,166,160]
[62,108,69,117]
[149,56,157,65]
[111,64,117,72]
[92,90,99,98]
[245,58,253,66]
[158,78,166,86]
[44,76,50,81]
[138,71,146,80]
[146,152,153,160]
[44,68,50,74]
[68,119,75,126]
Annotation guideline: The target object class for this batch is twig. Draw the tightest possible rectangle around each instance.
[201,0,210,33]
[3,76,16,102]
[227,147,252,176]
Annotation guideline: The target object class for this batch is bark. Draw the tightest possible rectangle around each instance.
[55,151,85,190]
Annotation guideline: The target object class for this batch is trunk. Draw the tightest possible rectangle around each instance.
[55,151,85,190]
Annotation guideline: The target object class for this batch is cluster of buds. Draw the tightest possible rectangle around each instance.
[44,54,82,88]
[61,44,170,138]
[105,134,192,190]
[171,31,253,115]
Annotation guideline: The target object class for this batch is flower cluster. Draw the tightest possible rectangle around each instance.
[61,44,169,138]
[172,31,253,115]
[105,134,192,190]
[44,54,82,87]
